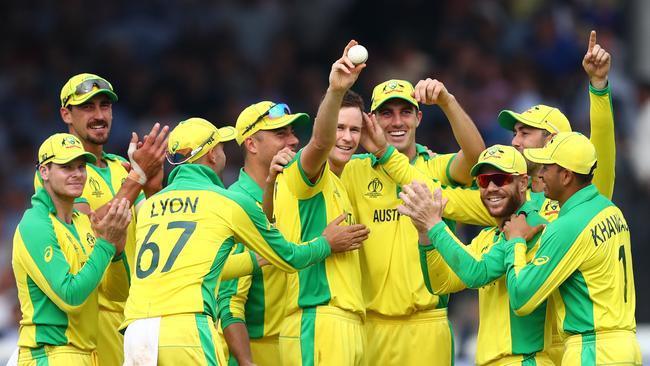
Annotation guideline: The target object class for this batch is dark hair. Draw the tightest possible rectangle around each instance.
[341,89,365,112]
[573,162,596,185]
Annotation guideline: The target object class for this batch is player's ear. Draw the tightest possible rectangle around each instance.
[38,164,49,181]
[60,106,73,126]
[244,136,258,154]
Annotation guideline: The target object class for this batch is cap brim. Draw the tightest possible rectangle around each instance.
[262,113,310,130]
[66,89,118,106]
[215,126,238,143]
[236,113,310,144]
[470,161,518,177]
[523,147,554,166]
[49,151,97,165]
[372,95,418,112]
[497,110,544,131]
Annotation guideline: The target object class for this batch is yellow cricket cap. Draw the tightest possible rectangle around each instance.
[370,79,418,112]
[470,145,527,177]
[38,133,96,166]
[234,101,309,145]
[60,73,118,107]
[497,104,571,134]
[167,118,237,164]
[523,132,597,174]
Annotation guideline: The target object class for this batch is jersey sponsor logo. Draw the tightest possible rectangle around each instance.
[89,177,103,198]
[533,256,549,265]
[590,212,629,247]
[86,233,96,247]
[150,196,199,218]
[365,178,384,198]
[373,208,400,222]
[44,246,53,262]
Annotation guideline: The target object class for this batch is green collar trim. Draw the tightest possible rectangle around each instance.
[559,184,598,217]
[415,143,433,162]
[32,187,80,218]
[167,164,224,188]
[236,168,263,203]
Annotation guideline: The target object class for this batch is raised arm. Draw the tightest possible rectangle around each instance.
[413,79,485,185]
[583,30,615,199]
[300,40,366,179]
[361,117,495,226]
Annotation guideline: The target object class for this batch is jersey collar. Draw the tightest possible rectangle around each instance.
[558,184,599,217]
[167,164,225,188]
[414,143,433,162]
[236,168,263,203]
[32,187,80,217]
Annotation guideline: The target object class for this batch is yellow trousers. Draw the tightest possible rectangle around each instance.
[18,345,96,366]
[365,308,452,366]
[562,330,642,365]
[279,306,366,366]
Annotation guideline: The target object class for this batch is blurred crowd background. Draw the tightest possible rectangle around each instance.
[1,0,649,362]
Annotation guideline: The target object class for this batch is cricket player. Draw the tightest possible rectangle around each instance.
[34,73,169,366]
[502,132,641,365]
[13,133,131,365]
[121,117,368,365]
[341,77,486,365]
[271,40,368,365]
[217,100,305,366]
[396,146,554,365]
[496,31,616,363]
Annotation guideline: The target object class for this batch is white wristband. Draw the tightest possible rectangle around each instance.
[127,142,148,185]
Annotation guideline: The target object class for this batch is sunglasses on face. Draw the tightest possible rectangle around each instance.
[476,173,519,188]
[166,132,215,165]
[242,103,291,135]
[62,78,113,107]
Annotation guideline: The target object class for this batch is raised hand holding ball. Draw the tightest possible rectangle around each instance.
[347,44,368,65]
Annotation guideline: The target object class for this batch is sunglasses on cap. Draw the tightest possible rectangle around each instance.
[166,131,215,166]
[62,78,113,107]
[476,173,519,188]
[242,103,291,136]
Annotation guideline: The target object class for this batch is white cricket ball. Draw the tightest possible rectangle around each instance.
[347,44,368,65]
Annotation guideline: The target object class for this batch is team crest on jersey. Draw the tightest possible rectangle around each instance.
[543,200,560,216]
[86,233,96,247]
[44,246,53,262]
[365,178,383,198]
[89,177,103,198]
[533,256,549,265]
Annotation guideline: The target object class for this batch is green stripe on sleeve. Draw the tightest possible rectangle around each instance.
[204,237,235,319]
[196,314,218,366]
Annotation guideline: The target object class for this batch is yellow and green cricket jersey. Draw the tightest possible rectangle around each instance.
[34,152,143,313]
[123,164,332,327]
[504,185,636,337]
[12,188,125,351]
[274,149,363,316]
[340,144,461,316]
[420,201,550,365]
[218,169,287,339]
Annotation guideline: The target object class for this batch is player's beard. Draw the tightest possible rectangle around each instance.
[84,120,111,145]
